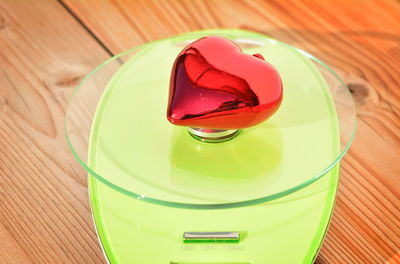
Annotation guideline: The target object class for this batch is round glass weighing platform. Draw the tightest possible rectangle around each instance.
[65,29,356,263]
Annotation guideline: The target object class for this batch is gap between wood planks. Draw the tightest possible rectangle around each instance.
[57,0,115,57]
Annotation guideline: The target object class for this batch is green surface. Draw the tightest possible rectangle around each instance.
[87,30,340,208]
[88,30,341,263]
[90,167,338,263]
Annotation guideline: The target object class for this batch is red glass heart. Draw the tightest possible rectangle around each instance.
[167,36,283,130]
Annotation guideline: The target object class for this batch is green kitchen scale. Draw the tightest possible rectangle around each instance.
[65,29,356,263]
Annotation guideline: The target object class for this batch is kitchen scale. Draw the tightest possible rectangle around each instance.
[65,29,356,263]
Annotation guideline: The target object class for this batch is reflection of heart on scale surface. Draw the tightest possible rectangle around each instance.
[169,124,283,203]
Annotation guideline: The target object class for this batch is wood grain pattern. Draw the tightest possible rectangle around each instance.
[0,0,110,263]
[1,0,399,263]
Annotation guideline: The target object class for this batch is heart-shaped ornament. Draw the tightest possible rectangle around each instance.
[167,36,283,130]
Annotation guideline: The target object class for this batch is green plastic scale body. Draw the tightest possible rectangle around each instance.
[86,30,343,263]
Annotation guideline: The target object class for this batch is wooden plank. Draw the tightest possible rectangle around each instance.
[0,0,110,263]
[61,0,400,263]
[0,222,31,264]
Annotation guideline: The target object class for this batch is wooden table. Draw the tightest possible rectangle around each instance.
[0,0,399,263]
